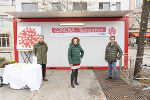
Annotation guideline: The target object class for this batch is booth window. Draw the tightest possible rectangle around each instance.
[22,3,38,12]
[0,15,8,26]
[0,34,10,47]
[73,2,87,11]
[116,2,121,11]
[52,2,61,11]
[99,2,110,11]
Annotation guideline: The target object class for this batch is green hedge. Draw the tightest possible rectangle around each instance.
[10,61,16,64]
[0,57,6,63]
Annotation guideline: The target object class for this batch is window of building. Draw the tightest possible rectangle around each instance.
[73,2,87,11]
[52,2,61,11]
[22,3,38,12]
[0,15,8,26]
[0,0,15,6]
[12,0,15,6]
[0,34,10,47]
[116,2,121,10]
[136,0,140,8]
[99,3,103,9]
[99,2,110,11]
[0,0,9,5]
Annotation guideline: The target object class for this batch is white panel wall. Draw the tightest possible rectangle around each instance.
[17,21,125,67]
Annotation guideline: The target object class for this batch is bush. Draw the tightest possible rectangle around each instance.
[0,60,10,68]
[0,57,6,63]
[0,57,11,68]
[10,61,16,64]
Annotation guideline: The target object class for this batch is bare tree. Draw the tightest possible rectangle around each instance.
[134,0,150,79]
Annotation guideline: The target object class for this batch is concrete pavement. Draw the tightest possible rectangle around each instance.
[128,48,150,65]
[0,69,107,100]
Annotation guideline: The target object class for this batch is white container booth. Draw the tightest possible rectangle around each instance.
[10,11,129,69]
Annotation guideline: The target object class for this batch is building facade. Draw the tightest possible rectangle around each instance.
[0,0,16,60]
[129,0,150,46]
[15,0,129,12]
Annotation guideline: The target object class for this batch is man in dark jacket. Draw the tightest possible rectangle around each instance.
[105,36,123,82]
[33,35,48,81]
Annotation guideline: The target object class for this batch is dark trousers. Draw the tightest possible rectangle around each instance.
[41,64,46,78]
[71,69,78,83]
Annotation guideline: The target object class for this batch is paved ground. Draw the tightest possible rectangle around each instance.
[0,48,149,100]
[0,69,106,100]
[94,69,150,100]
[128,48,150,80]
[128,47,150,65]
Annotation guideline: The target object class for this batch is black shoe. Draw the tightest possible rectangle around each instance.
[74,81,79,85]
[112,78,117,82]
[71,83,75,88]
[106,77,112,80]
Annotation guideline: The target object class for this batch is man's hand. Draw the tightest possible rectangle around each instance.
[70,64,73,66]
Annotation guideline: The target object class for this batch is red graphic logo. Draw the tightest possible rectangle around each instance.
[18,27,39,48]
[108,27,116,36]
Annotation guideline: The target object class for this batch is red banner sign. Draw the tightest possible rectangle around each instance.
[51,27,117,37]
[52,27,106,33]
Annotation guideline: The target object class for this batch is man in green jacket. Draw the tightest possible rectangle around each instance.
[105,36,123,82]
[33,35,48,81]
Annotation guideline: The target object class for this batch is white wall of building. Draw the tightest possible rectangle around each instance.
[15,0,129,12]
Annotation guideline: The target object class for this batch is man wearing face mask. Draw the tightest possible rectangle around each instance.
[33,35,48,81]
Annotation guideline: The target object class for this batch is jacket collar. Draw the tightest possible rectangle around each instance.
[108,42,117,47]
[69,43,80,48]
[38,41,44,44]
